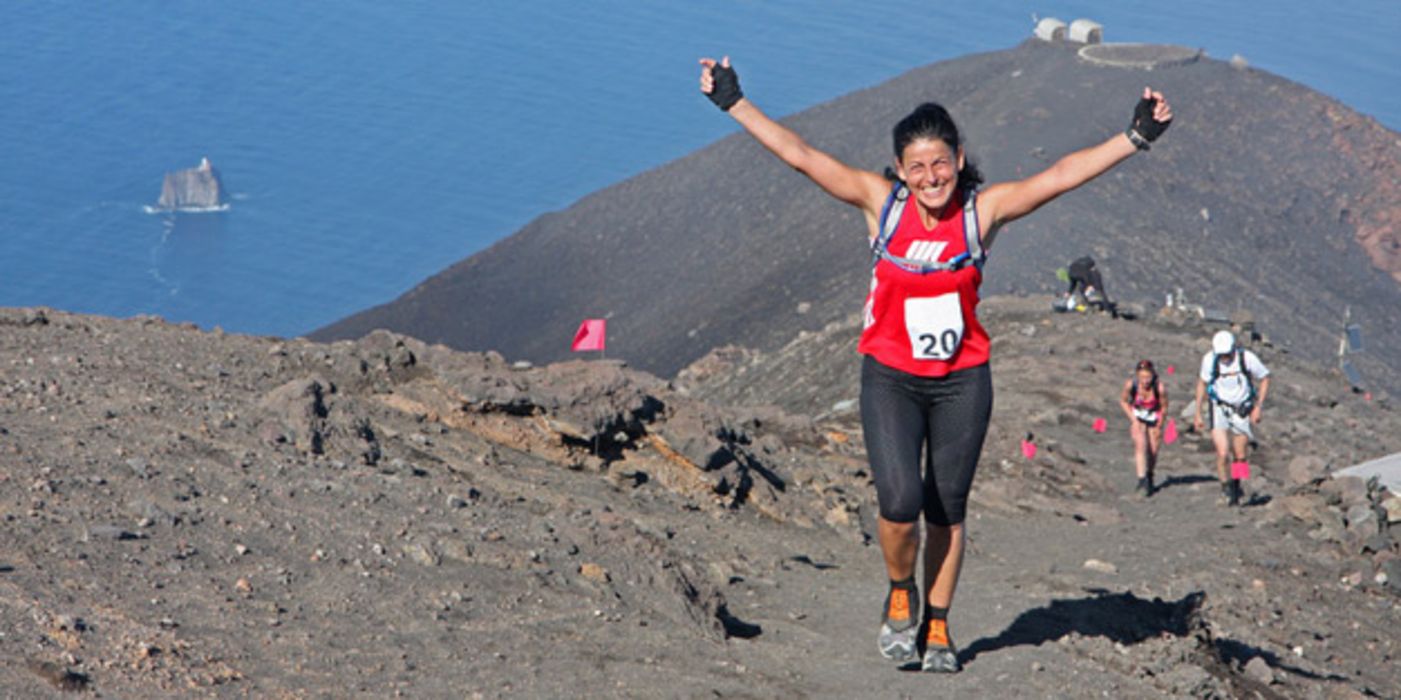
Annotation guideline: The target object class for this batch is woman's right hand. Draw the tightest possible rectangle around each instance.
[699,56,743,111]
[694,56,885,218]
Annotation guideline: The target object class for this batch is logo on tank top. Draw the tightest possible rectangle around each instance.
[903,240,948,263]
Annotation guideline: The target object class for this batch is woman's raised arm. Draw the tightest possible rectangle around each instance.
[700,57,889,222]
[978,88,1173,236]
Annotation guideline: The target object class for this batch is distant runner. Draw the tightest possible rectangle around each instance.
[1058,256,1115,315]
[1119,359,1168,497]
[699,56,1173,672]
[1194,331,1270,506]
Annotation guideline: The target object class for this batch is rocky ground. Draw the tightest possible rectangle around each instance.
[2,298,1399,698]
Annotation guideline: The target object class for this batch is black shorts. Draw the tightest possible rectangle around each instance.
[860,356,993,525]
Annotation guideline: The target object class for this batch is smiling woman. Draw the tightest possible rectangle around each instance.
[888,104,982,222]
[698,54,1173,674]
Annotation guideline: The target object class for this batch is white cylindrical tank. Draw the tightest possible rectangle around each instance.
[1033,18,1067,42]
[1069,19,1103,44]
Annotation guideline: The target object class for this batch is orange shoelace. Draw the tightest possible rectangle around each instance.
[926,619,950,648]
[887,588,911,622]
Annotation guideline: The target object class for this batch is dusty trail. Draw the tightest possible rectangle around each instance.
[1,301,1398,697]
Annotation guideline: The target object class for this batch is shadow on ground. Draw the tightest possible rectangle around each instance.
[1156,474,1216,492]
[961,589,1347,684]
[962,590,1204,664]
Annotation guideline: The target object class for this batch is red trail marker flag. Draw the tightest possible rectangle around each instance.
[571,319,606,352]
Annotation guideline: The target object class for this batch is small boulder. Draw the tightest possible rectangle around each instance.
[1382,493,1401,524]
[1323,475,1369,507]
[579,562,610,583]
[1243,656,1273,685]
[1083,559,1118,574]
[1381,559,1401,594]
[1345,504,1377,534]
[403,543,440,567]
[1285,455,1326,487]
[1279,494,1322,524]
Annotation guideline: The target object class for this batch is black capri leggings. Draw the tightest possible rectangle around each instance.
[860,356,993,525]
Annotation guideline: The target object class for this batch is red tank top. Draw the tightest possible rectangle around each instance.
[1132,381,1161,411]
[857,189,990,377]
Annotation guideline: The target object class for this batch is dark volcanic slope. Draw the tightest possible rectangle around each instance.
[312,39,1401,394]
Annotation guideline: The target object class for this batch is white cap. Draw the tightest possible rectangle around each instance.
[1212,330,1235,354]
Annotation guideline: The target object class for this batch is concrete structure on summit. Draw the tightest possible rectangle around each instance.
[1033,18,1067,42]
[157,157,225,211]
[1068,19,1103,44]
[1034,17,1101,44]
[1078,42,1202,69]
[1035,17,1200,69]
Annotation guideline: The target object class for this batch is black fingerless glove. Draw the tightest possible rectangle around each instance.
[707,64,743,112]
[1126,96,1170,150]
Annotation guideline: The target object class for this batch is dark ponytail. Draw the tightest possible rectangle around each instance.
[891,103,984,191]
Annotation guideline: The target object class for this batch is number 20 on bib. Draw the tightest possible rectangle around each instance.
[904,294,964,361]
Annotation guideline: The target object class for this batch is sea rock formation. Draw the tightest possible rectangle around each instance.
[157,157,225,210]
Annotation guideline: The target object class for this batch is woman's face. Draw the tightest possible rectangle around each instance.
[1137,369,1155,387]
[896,138,964,213]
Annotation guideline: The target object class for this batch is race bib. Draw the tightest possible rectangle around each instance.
[905,293,964,360]
[1133,408,1159,425]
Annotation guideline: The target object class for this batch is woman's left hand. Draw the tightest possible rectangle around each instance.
[1130,87,1173,144]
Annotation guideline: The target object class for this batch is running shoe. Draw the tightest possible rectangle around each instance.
[920,618,961,673]
[877,584,918,662]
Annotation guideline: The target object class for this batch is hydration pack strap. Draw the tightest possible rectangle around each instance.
[871,183,984,274]
[1208,349,1256,407]
[871,182,907,266]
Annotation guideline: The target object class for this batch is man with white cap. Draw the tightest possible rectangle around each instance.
[1194,330,1271,506]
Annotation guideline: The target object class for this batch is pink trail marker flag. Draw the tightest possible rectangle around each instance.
[571,319,606,352]
[1021,439,1037,460]
[1092,417,1107,433]
[1163,418,1179,445]
[1231,460,1251,480]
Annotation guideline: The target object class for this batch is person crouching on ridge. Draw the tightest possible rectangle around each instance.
[1119,359,1168,497]
[699,55,1173,672]
[1194,331,1270,506]
[1059,256,1116,315]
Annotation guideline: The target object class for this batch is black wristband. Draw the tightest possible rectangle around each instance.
[1129,95,1170,143]
[708,64,743,112]
[1125,127,1151,152]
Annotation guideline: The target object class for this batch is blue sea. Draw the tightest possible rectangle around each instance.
[2,2,1397,338]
